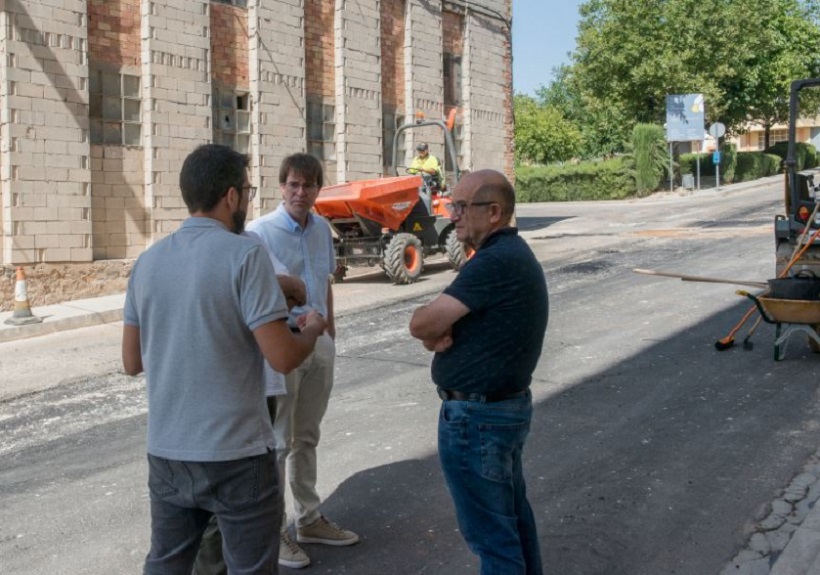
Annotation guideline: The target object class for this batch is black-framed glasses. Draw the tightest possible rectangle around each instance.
[242,185,257,201]
[445,201,495,217]
[284,181,319,193]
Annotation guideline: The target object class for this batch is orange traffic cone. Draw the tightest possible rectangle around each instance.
[4,267,42,325]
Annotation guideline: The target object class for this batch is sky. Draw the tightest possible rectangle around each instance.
[512,0,585,96]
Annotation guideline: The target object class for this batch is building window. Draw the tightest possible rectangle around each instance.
[89,70,142,146]
[443,53,462,108]
[758,129,789,150]
[212,0,248,7]
[307,97,336,162]
[383,111,405,170]
[213,88,251,154]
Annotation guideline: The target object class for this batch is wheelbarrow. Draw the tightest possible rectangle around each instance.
[738,290,820,361]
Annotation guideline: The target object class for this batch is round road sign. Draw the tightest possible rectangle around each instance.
[708,122,726,139]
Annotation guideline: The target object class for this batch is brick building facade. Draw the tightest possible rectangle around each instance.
[0,0,513,265]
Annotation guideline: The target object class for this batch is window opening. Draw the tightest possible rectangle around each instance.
[383,111,405,170]
[211,0,248,7]
[89,70,142,146]
[213,88,251,154]
[307,97,336,162]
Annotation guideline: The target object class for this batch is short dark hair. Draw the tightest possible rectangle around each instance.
[416,143,428,152]
[179,144,248,214]
[474,175,516,218]
[279,153,323,189]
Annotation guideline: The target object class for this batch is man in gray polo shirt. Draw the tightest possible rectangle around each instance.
[122,144,327,574]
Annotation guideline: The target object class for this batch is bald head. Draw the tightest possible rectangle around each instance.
[463,169,515,221]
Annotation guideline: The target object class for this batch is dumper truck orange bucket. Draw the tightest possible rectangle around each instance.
[313,175,423,231]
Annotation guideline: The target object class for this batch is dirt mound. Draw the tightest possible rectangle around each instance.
[1,260,133,312]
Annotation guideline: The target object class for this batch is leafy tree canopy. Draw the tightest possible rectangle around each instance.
[570,0,820,139]
[514,94,583,164]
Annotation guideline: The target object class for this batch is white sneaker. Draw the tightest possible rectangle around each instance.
[279,529,310,569]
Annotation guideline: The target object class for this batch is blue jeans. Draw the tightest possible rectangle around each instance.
[144,450,280,575]
[438,391,543,575]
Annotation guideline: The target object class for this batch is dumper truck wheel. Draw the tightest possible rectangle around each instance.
[385,233,423,284]
[445,229,473,270]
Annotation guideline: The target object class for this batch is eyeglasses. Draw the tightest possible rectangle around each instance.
[445,201,495,217]
[242,185,257,201]
[284,181,319,193]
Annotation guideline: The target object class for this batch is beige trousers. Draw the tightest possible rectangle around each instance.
[274,332,335,528]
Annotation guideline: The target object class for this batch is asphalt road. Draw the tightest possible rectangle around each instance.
[3,177,820,574]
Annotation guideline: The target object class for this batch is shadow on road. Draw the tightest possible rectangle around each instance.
[516,216,572,231]
[287,458,475,574]
[340,260,455,285]
[293,297,820,575]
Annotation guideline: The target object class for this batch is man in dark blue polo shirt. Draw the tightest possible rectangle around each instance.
[409,169,548,575]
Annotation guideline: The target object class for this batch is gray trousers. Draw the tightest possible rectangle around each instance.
[144,447,280,575]
[192,397,280,575]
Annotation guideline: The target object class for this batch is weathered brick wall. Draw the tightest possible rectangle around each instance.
[304,0,337,185]
[143,0,212,240]
[249,0,306,214]
[381,0,405,113]
[88,0,141,68]
[88,0,145,259]
[0,0,513,270]
[463,3,510,175]
[0,0,92,264]
[90,145,146,259]
[211,2,249,90]
[305,0,334,100]
[442,10,463,59]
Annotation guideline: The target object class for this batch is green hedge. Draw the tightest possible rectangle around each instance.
[679,152,721,178]
[734,152,782,181]
[765,141,818,170]
[679,150,780,183]
[683,143,739,182]
[516,158,635,202]
[517,143,787,202]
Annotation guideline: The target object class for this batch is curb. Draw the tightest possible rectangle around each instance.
[0,294,125,343]
[770,497,820,575]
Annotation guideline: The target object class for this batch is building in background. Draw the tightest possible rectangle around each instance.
[732,118,820,152]
[0,0,513,265]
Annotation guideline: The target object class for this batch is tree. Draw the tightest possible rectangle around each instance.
[737,0,820,148]
[536,65,582,121]
[536,65,629,159]
[627,123,668,196]
[571,0,820,140]
[514,94,583,164]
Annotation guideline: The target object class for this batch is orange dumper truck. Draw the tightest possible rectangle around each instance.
[313,112,469,284]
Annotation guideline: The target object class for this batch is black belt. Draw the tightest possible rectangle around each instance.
[436,387,529,403]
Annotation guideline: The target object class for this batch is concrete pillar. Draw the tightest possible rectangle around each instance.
[142,0,212,242]
[335,0,382,182]
[1,0,92,264]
